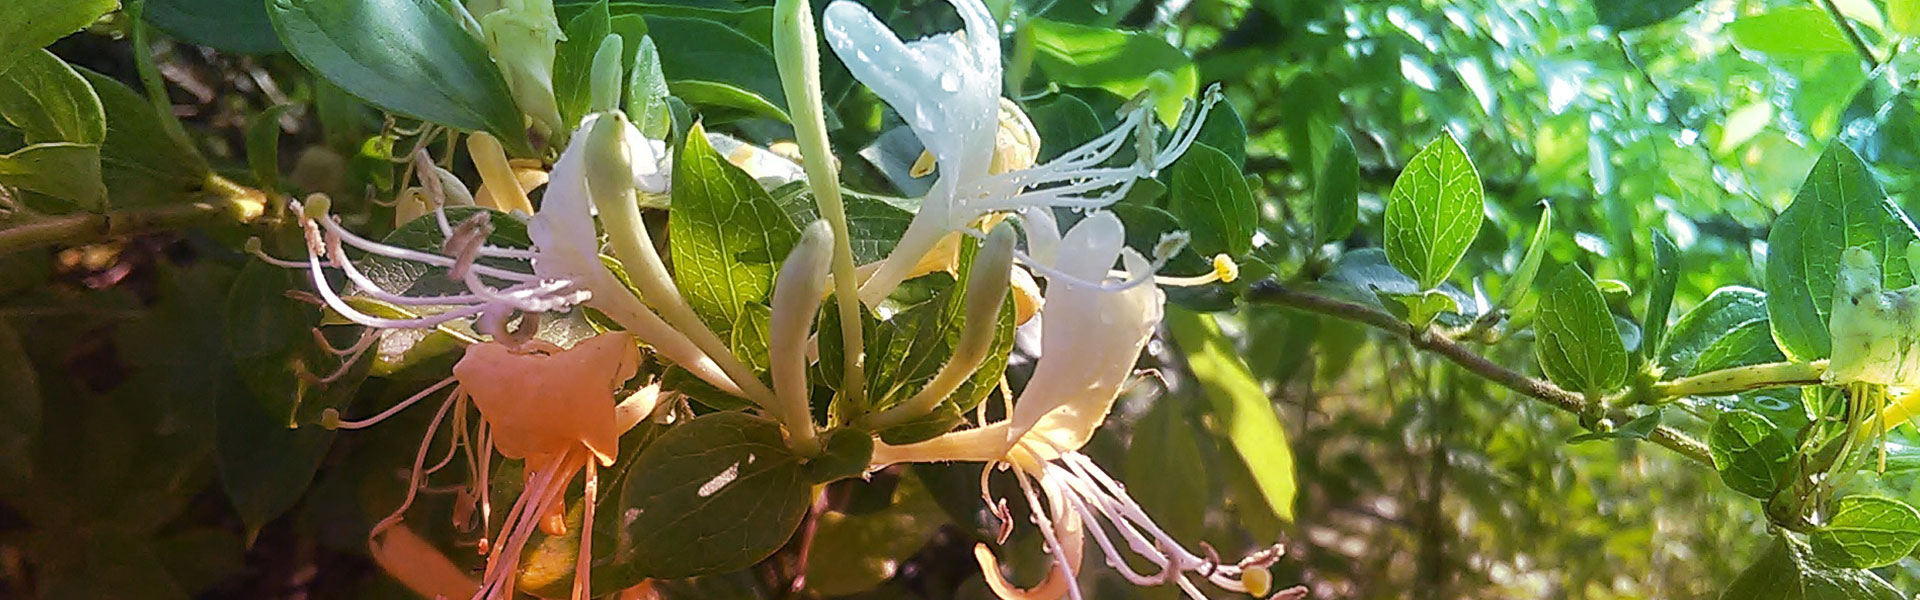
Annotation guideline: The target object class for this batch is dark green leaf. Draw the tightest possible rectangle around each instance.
[669,123,801,328]
[1721,535,1904,600]
[246,104,293,190]
[1126,399,1211,542]
[81,69,211,206]
[1312,126,1358,244]
[1644,231,1680,355]
[1594,0,1704,30]
[1168,142,1255,257]
[1661,287,1776,378]
[802,473,945,596]
[267,0,531,153]
[556,0,612,130]
[620,411,811,578]
[807,427,875,484]
[214,368,339,534]
[669,80,789,123]
[1709,409,1794,499]
[1534,266,1629,394]
[145,0,285,54]
[643,15,786,117]
[1810,495,1920,568]
[0,319,40,483]
[1765,143,1917,361]
[0,0,116,75]
[1384,132,1483,290]
[0,142,105,209]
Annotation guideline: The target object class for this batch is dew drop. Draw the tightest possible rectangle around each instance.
[939,72,961,92]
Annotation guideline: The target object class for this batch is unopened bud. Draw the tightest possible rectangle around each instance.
[589,34,625,114]
[583,113,634,212]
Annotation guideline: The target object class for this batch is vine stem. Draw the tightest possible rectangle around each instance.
[1815,0,1882,70]
[0,175,266,256]
[1246,280,1715,467]
[1652,360,1827,399]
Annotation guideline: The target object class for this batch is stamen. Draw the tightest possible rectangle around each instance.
[325,376,459,430]
[1151,255,1239,287]
[367,388,462,540]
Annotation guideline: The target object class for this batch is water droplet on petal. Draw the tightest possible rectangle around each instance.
[939,72,961,92]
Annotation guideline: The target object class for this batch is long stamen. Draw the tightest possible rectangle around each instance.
[325,376,460,430]
[1014,467,1084,600]
[368,388,462,540]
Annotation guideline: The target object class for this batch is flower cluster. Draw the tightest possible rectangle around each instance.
[261,0,1299,596]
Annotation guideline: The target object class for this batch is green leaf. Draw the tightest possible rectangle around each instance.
[1313,126,1359,244]
[802,473,946,596]
[1729,8,1858,56]
[555,0,612,130]
[245,104,293,190]
[807,428,875,484]
[1028,18,1197,123]
[642,15,786,117]
[771,182,913,264]
[267,0,531,154]
[1126,399,1211,543]
[0,143,105,209]
[81,69,211,206]
[1165,308,1296,522]
[1167,142,1255,257]
[1661,287,1776,378]
[1534,266,1629,394]
[1378,289,1459,328]
[0,49,104,144]
[1721,535,1904,600]
[0,0,116,75]
[1644,231,1680,355]
[144,0,285,54]
[1384,132,1484,290]
[214,367,339,535]
[1709,409,1795,499]
[1810,495,1920,568]
[1593,0,1704,30]
[1496,201,1552,310]
[0,319,40,483]
[626,34,672,139]
[1894,0,1920,36]
[669,122,801,329]
[619,411,811,578]
[668,80,789,122]
[1765,143,1918,361]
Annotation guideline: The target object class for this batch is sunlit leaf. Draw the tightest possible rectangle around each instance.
[1165,308,1296,522]
[1384,132,1483,290]
[1534,266,1629,394]
[1765,143,1918,361]
[1708,409,1794,499]
[1810,495,1920,568]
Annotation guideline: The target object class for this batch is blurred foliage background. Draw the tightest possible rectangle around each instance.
[6,0,1919,598]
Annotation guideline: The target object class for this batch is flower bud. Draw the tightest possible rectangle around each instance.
[770,220,834,453]
[479,0,564,136]
[589,34,625,114]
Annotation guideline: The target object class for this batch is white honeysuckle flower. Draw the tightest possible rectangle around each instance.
[864,212,1299,600]
[263,115,747,398]
[1827,245,1920,386]
[823,0,1221,305]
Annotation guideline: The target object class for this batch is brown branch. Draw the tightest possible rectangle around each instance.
[0,176,265,256]
[1246,280,1715,467]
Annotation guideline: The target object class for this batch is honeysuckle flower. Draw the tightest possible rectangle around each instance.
[822,0,1222,305]
[338,332,661,600]
[865,212,1301,600]
[478,0,565,136]
[769,219,835,454]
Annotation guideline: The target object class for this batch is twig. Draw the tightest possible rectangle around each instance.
[0,175,265,256]
[1816,0,1882,70]
[1246,280,1715,467]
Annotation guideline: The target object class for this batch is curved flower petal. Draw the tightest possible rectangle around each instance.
[451,333,639,464]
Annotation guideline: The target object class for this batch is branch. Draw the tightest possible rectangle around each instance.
[1653,360,1827,399]
[1816,0,1882,70]
[0,175,265,256]
[1246,280,1715,467]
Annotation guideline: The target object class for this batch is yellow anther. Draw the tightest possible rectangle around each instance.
[1212,254,1239,283]
[909,98,1042,178]
[301,194,333,220]
[319,408,343,430]
[1242,565,1274,597]
[910,149,938,178]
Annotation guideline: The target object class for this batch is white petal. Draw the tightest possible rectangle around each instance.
[823,0,1001,182]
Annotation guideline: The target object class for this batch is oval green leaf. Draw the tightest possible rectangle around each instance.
[1811,495,1920,569]
[1534,266,1629,394]
[619,411,811,578]
[1384,132,1484,290]
[1168,142,1256,257]
[267,0,530,153]
[1313,125,1359,244]
[1765,143,1919,361]
[1708,409,1794,499]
